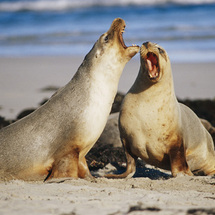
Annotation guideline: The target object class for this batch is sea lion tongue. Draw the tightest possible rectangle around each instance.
[146,52,158,79]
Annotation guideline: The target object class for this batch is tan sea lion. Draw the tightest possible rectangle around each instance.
[0,18,139,181]
[107,42,215,178]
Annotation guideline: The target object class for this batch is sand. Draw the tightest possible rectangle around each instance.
[0,56,215,214]
[0,56,215,119]
[0,168,215,215]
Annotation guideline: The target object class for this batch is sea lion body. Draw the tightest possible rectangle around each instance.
[108,42,215,178]
[0,18,139,181]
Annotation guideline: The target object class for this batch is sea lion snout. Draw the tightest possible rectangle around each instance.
[140,42,161,82]
[140,42,159,57]
[106,18,127,48]
[110,18,126,32]
[104,18,139,59]
[142,41,150,49]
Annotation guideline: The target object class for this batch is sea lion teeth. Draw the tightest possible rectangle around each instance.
[147,59,153,71]
[106,41,215,179]
[0,18,139,181]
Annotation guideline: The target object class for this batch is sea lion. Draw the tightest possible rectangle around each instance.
[107,42,215,178]
[200,118,215,138]
[0,18,139,181]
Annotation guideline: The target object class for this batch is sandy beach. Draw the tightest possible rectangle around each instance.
[0,167,215,215]
[1,56,215,119]
[0,56,215,215]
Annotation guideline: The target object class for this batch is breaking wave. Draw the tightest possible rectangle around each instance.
[1,0,215,11]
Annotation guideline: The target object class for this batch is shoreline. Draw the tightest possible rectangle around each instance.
[1,56,215,119]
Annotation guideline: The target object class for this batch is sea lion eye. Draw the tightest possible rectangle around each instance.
[158,47,164,54]
[158,47,167,61]
[104,35,109,43]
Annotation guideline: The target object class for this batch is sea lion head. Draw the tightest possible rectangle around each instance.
[87,18,139,64]
[140,42,169,83]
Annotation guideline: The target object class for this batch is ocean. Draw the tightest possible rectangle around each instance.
[1,0,215,62]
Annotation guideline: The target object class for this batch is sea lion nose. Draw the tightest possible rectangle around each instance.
[142,42,150,49]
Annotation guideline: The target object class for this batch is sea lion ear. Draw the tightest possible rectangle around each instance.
[158,47,164,54]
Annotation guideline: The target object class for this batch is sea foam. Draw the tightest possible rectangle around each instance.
[1,0,215,11]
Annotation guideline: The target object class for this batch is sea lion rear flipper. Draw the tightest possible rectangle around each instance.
[105,138,137,179]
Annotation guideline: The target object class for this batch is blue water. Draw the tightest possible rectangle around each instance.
[0,0,215,62]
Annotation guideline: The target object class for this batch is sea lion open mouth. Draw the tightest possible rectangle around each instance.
[119,25,127,49]
[119,25,138,50]
[109,18,138,50]
[146,52,160,80]
[104,18,139,59]
[140,42,161,82]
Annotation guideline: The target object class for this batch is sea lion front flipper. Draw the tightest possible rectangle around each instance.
[168,138,193,177]
[45,147,80,181]
[78,156,93,179]
[44,147,93,182]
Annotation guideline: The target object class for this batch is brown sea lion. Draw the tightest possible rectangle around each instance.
[107,42,215,178]
[0,18,139,181]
